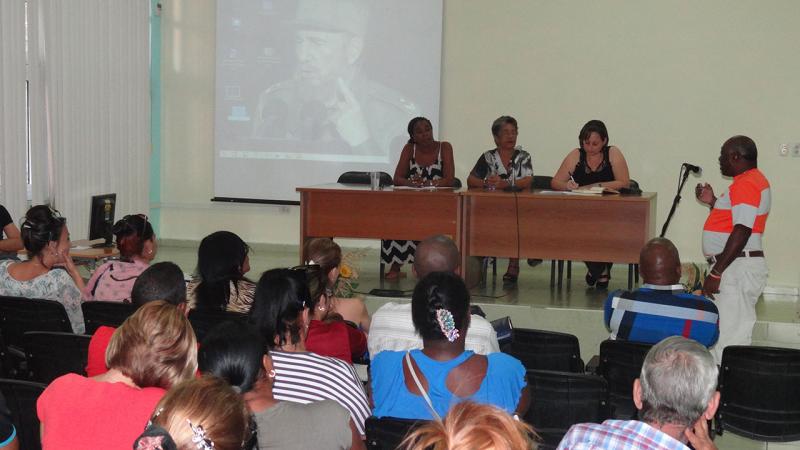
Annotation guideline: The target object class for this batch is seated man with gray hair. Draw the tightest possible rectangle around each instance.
[558,336,719,450]
[368,235,499,357]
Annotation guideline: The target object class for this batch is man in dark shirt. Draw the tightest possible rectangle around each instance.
[604,238,719,347]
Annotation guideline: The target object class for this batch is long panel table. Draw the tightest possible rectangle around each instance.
[297,185,656,287]
[297,184,462,262]
[461,190,657,286]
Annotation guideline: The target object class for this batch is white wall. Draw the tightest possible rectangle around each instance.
[158,0,800,287]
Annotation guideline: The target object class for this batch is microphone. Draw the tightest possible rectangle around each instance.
[504,145,524,192]
[682,163,701,174]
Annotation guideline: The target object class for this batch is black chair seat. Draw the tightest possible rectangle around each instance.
[82,301,138,334]
[23,331,91,383]
[524,369,609,449]
[596,340,653,419]
[365,416,428,450]
[716,345,800,442]
[337,171,393,187]
[0,296,72,350]
[501,328,584,373]
[0,378,46,450]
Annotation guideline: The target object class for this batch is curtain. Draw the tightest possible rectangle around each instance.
[28,0,150,239]
[0,0,29,222]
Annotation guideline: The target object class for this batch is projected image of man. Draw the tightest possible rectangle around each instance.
[252,0,418,157]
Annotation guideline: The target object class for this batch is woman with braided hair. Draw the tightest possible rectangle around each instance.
[0,205,85,332]
[370,272,529,420]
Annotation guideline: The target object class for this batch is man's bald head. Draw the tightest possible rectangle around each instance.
[639,238,682,286]
[413,235,460,279]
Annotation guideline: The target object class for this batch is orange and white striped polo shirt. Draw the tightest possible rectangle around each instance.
[702,168,770,256]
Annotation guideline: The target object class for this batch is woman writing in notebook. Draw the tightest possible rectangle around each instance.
[382,117,455,280]
[551,119,631,288]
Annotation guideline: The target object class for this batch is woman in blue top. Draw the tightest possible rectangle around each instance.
[371,272,529,420]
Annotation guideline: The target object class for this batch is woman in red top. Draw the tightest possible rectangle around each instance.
[37,301,197,450]
[303,263,367,363]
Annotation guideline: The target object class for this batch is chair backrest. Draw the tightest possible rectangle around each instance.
[716,345,800,442]
[23,331,91,383]
[0,378,46,450]
[524,369,610,448]
[596,339,653,419]
[533,175,553,190]
[365,416,428,450]
[81,301,138,334]
[0,296,72,348]
[188,309,248,342]
[501,328,584,373]
[337,171,393,187]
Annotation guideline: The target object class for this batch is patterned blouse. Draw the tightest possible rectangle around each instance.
[470,147,533,182]
[83,259,149,303]
[0,260,85,334]
[185,278,256,314]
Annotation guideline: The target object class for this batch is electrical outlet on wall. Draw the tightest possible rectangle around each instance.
[793,143,800,157]
[780,144,789,156]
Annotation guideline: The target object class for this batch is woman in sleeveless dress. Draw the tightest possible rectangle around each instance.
[381,117,455,280]
[551,120,630,289]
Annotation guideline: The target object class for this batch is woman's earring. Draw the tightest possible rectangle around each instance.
[268,369,276,379]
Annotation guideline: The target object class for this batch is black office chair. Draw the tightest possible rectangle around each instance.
[595,340,653,419]
[365,416,428,450]
[81,301,138,334]
[0,378,46,450]
[533,175,553,190]
[188,309,248,342]
[501,328,584,373]
[715,345,800,442]
[23,331,91,383]
[524,369,610,449]
[0,296,73,355]
[337,171,393,187]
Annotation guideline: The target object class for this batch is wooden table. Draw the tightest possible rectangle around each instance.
[461,189,657,287]
[297,184,462,264]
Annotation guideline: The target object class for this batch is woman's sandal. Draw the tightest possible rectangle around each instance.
[503,263,520,283]
[596,274,610,289]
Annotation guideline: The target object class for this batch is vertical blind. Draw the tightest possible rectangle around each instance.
[26,0,151,239]
[0,0,29,222]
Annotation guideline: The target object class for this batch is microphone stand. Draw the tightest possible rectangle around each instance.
[660,166,691,237]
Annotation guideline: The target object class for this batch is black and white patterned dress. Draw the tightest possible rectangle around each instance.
[381,143,444,265]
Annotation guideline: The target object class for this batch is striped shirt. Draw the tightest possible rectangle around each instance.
[702,168,770,256]
[605,284,719,347]
[270,350,370,436]
[558,420,689,450]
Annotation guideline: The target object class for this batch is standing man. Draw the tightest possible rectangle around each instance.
[696,135,769,362]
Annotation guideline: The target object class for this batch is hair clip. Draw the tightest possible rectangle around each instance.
[188,419,215,450]
[435,309,460,342]
[305,259,317,265]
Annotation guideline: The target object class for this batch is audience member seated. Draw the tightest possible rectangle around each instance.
[550,120,631,289]
[558,336,720,450]
[0,393,18,449]
[247,268,371,437]
[371,272,529,420]
[134,376,251,450]
[38,301,197,449]
[305,237,371,331]
[86,261,188,376]
[304,263,368,363]
[0,205,85,333]
[466,116,534,283]
[605,238,719,347]
[84,213,157,302]
[0,204,23,260]
[382,116,457,280]
[186,231,255,313]
[399,401,537,450]
[200,321,366,450]
[369,235,499,357]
